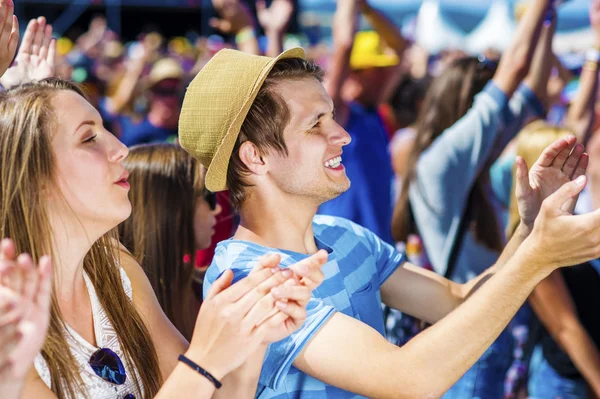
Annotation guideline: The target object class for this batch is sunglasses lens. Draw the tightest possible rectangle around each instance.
[89,348,127,385]
[124,395,136,399]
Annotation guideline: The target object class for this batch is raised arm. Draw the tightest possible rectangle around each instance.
[529,269,600,396]
[323,0,358,125]
[565,0,600,145]
[359,0,406,57]
[256,0,294,58]
[0,0,19,79]
[210,0,260,55]
[522,16,556,110]
[493,0,551,96]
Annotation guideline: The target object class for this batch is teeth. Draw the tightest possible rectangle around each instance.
[324,156,342,168]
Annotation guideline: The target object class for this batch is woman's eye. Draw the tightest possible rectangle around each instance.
[83,134,97,143]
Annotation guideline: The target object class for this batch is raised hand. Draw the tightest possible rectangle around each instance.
[515,136,588,229]
[210,0,254,35]
[256,0,294,35]
[0,17,56,89]
[0,0,19,78]
[0,239,52,381]
[591,0,600,39]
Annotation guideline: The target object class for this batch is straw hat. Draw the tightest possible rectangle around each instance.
[146,58,184,89]
[350,31,399,70]
[179,47,306,192]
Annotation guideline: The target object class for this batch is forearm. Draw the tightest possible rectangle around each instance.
[566,54,599,145]
[235,27,261,55]
[155,362,217,399]
[523,22,555,109]
[211,345,267,399]
[0,379,25,399]
[107,61,145,115]
[362,4,406,56]
[396,245,545,396]
[493,0,551,96]
[558,325,600,395]
[265,30,284,58]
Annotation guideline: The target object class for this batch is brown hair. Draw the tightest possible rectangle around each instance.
[119,143,204,340]
[391,57,503,253]
[507,121,573,237]
[226,58,324,209]
[0,78,161,398]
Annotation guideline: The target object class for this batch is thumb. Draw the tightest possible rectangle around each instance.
[545,175,587,213]
[205,269,233,300]
[514,156,531,200]
[36,255,52,312]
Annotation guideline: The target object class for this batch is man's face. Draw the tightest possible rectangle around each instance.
[263,77,352,205]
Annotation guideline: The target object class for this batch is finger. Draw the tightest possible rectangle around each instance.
[571,153,589,181]
[254,311,290,336]
[272,284,312,307]
[38,23,52,61]
[514,156,531,200]
[0,238,16,262]
[256,0,267,13]
[544,175,587,212]
[232,270,289,316]
[0,259,21,293]
[289,250,328,287]
[551,135,577,169]
[19,19,37,56]
[31,16,46,56]
[204,269,234,301]
[240,292,277,333]
[46,38,56,69]
[532,137,568,168]
[17,253,37,301]
[35,255,52,312]
[561,143,584,178]
[7,15,19,60]
[250,253,281,275]
[274,300,307,325]
[0,0,14,48]
[217,267,285,304]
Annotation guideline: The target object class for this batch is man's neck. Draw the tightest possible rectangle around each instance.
[235,194,320,254]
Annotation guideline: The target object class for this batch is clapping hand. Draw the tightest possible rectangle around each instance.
[0,0,19,78]
[0,17,56,89]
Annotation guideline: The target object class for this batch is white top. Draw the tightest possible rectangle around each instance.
[34,268,144,399]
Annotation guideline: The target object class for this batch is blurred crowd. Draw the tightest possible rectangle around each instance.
[3,0,600,398]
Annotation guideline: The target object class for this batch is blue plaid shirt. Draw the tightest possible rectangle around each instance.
[203,215,405,398]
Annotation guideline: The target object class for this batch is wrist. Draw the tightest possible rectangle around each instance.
[517,220,534,238]
[235,26,256,46]
[184,348,228,381]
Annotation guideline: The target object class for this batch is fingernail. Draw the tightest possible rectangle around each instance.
[8,0,13,7]
[276,301,287,310]
[282,269,292,278]
[271,287,284,297]
[577,175,586,185]
[270,267,278,274]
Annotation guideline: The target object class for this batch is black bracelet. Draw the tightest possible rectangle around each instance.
[178,354,222,389]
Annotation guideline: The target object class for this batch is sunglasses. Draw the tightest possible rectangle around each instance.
[204,189,217,211]
[89,348,135,399]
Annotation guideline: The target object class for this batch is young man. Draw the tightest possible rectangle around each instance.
[178,3,600,399]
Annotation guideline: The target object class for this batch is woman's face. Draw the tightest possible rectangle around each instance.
[193,195,221,250]
[49,90,131,235]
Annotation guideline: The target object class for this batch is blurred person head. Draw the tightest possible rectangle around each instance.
[144,58,184,127]
[346,31,400,108]
[392,55,501,249]
[389,75,431,129]
[507,121,574,236]
[179,49,353,211]
[119,143,221,339]
[0,78,162,397]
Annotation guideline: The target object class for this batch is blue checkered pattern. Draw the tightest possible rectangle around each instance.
[203,215,405,398]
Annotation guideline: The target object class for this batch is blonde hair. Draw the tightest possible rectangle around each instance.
[507,120,574,238]
[0,79,162,398]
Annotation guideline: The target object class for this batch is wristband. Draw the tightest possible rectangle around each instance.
[178,354,222,389]
[586,48,600,64]
[235,27,256,46]
[583,60,599,72]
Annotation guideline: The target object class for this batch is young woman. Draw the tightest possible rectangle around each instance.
[0,78,326,399]
[119,144,222,340]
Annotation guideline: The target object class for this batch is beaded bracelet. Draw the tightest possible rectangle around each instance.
[178,354,223,389]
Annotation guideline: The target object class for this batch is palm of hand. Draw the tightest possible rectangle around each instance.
[9,297,50,378]
[258,0,293,32]
[1,53,54,87]
[519,163,571,227]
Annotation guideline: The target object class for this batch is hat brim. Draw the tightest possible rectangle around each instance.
[350,54,399,70]
[204,47,306,192]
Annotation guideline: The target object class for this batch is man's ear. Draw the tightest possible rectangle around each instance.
[239,141,268,175]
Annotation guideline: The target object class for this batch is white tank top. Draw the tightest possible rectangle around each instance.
[34,268,145,399]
